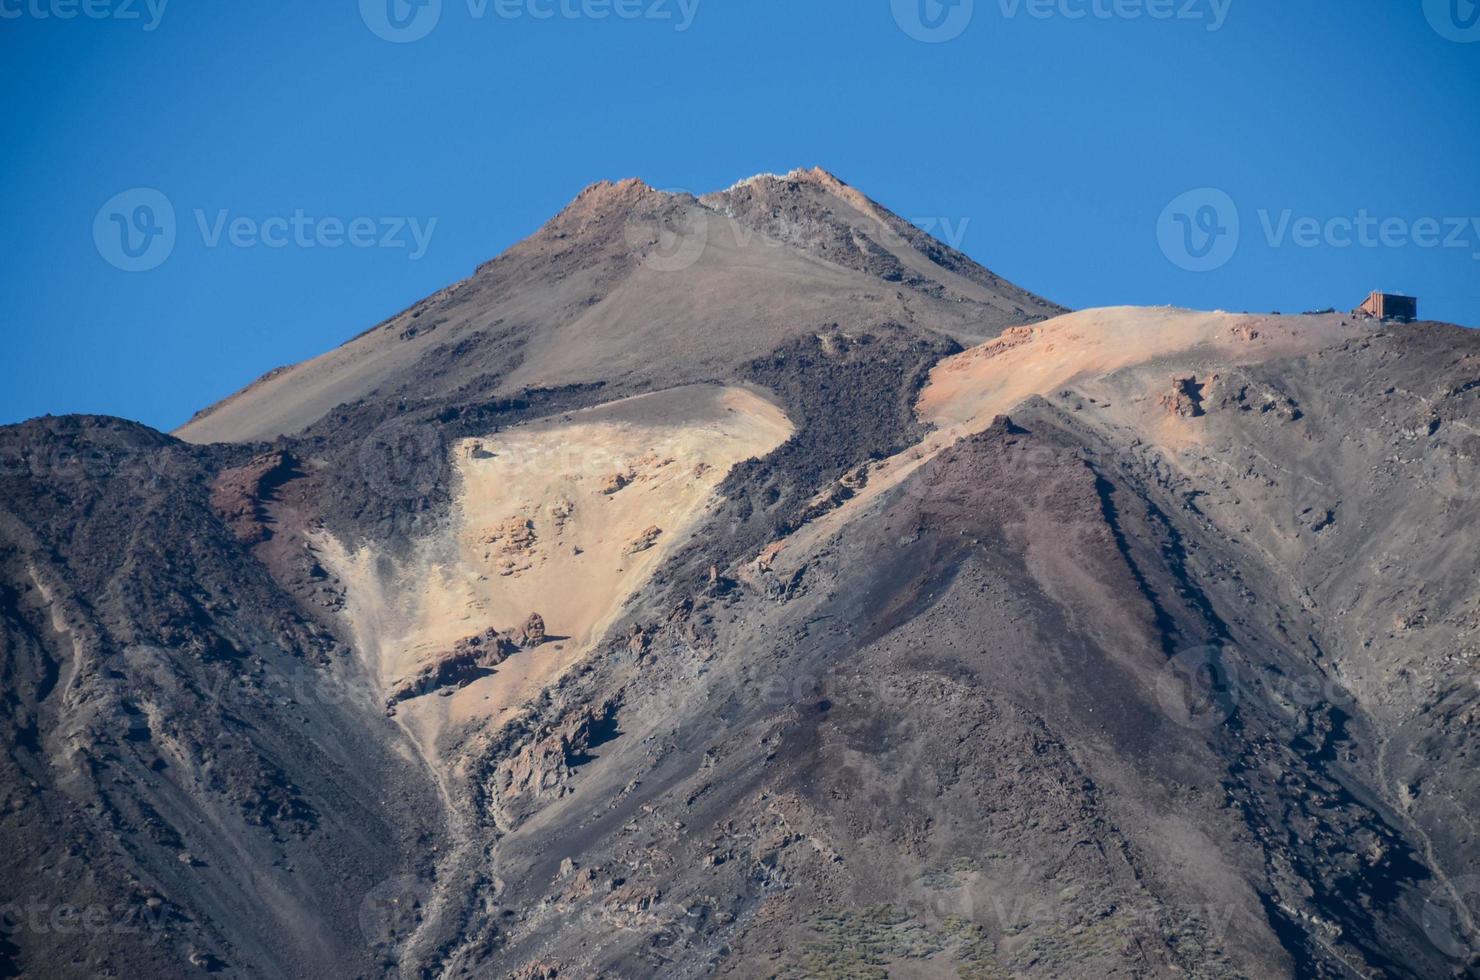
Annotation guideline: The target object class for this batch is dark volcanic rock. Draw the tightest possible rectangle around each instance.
[519,613,546,648]
[0,416,444,979]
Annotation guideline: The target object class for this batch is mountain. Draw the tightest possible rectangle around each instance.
[176,168,1061,446]
[1,171,1476,979]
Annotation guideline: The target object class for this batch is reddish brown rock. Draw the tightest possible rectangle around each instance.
[1159,375,1207,418]
[209,451,299,545]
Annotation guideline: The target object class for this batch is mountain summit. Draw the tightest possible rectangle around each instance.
[177,170,1062,445]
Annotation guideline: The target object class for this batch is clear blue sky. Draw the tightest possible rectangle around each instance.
[3,0,1477,432]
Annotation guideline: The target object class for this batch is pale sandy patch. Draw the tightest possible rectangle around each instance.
[316,384,791,753]
[773,307,1365,566]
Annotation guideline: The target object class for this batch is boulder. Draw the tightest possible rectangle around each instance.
[385,628,518,709]
[520,612,546,648]
[622,525,663,555]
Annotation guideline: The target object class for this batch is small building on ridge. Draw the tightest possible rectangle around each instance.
[1356,291,1418,322]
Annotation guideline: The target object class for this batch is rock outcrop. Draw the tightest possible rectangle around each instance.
[209,450,300,545]
[385,627,520,709]
[622,525,663,555]
[518,612,546,648]
[1159,375,1208,417]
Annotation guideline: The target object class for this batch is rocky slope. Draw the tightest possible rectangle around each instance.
[0,417,443,978]
[1,171,1476,979]
[175,168,1060,447]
